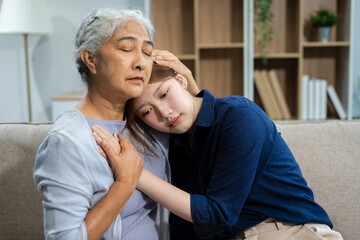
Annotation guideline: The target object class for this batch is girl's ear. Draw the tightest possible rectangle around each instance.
[80,50,97,75]
[175,74,188,90]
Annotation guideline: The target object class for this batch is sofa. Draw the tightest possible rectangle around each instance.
[0,120,359,240]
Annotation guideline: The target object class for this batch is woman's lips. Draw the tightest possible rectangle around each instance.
[127,76,143,83]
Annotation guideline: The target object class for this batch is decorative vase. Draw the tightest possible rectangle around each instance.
[318,27,331,43]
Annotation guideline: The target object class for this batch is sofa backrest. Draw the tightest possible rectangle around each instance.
[0,121,359,239]
[0,123,52,240]
[276,120,360,240]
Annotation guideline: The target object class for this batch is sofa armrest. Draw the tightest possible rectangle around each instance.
[276,120,360,240]
[0,123,52,239]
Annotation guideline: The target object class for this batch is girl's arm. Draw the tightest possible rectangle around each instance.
[152,50,200,96]
[92,125,193,223]
[138,169,192,222]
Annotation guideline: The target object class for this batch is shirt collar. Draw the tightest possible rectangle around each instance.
[196,89,216,127]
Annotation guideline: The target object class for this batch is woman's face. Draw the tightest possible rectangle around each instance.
[92,20,154,101]
[135,78,201,134]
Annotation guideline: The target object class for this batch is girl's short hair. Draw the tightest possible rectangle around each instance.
[125,64,177,155]
[74,8,154,86]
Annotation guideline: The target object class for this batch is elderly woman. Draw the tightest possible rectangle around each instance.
[33,8,197,240]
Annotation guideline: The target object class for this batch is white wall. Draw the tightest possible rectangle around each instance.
[0,0,149,122]
[351,0,360,118]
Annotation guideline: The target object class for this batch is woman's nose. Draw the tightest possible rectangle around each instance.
[133,51,146,71]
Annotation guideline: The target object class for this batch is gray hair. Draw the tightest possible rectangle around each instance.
[74,8,154,85]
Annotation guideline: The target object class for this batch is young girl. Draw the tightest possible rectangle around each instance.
[92,62,343,240]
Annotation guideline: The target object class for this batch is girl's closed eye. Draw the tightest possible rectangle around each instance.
[161,89,169,98]
[142,107,152,116]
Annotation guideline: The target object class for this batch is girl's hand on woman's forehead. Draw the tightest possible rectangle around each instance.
[152,50,191,77]
[152,50,200,96]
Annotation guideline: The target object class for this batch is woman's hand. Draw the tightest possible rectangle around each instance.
[152,49,200,96]
[91,125,143,186]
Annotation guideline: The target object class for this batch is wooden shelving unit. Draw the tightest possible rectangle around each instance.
[152,0,244,98]
[254,0,351,119]
[152,0,353,120]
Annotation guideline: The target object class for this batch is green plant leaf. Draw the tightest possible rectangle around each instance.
[255,0,276,64]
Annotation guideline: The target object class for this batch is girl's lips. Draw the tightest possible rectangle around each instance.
[169,115,181,127]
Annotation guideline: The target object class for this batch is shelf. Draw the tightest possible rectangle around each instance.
[176,54,196,60]
[152,0,354,120]
[52,94,84,101]
[198,43,244,49]
[303,41,350,47]
[197,0,243,44]
[254,53,300,59]
[152,0,194,55]
[302,0,351,42]
[254,0,299,54]
[303,47,349,96]
[255,58,298,117]
[199,48,243,97]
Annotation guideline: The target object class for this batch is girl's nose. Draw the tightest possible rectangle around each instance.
[158,104,172,118]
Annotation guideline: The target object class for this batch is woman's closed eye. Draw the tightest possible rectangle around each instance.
[121,48,132,52]
[143,50,152,57]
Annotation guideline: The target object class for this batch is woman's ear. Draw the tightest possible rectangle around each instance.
[80,50,97,75]
[175,74,188,90]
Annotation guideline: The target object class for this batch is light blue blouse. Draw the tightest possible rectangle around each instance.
[33,109,169,240]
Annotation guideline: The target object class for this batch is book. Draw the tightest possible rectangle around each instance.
[319,79,327,120]
[327,85,347,120]
[301,75,309,120]
[313,78,321,120]
[254,70,280,119]
[260,70,282,119]
[267,70,291,119]
[307,79,314,120]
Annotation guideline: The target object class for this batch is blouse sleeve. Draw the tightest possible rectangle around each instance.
[190,106,271,238]
[33,131,95,240]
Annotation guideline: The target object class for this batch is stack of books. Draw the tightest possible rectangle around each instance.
[300,75,346,120]
[254,70,292,120]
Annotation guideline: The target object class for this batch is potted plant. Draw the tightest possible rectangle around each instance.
[310,9,338,43]
[255,0,276,64]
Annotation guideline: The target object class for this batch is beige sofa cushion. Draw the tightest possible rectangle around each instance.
[276,120,360,240]
[0,123,52,240]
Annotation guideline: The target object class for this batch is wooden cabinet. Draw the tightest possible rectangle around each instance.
[152,0,245,97]
[151,0,354,120]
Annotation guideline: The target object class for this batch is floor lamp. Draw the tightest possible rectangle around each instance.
[0,0,52,122]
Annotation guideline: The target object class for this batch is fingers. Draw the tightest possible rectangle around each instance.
[152,49,173,60]
[117,133,131,149]
[92,131,107,148]
[152,49,192,78]
[113,133,119,142]
[91,125,121,157]
[153,50,178,66]
[97,146,107,159]
[92,125,113,140]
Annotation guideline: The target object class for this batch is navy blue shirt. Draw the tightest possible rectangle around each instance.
[169,90,332,239]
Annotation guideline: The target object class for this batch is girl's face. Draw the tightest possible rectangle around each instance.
[135,77,202,134]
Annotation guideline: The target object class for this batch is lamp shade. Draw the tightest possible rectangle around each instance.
[0,0,52,35]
